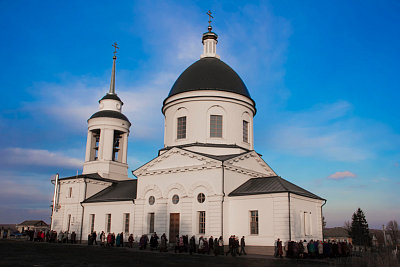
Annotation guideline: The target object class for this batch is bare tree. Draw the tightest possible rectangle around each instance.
[344,220,351,233]
[386,220,399,246]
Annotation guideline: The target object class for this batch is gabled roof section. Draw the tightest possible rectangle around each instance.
[229,176,324,200]
[58,173,115,183]
[18,220,48,226]
[179,148,248,162]
[82,179,137,203]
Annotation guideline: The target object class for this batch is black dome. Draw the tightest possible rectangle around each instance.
[100,93,122,103]
[167,57,252,101]
[89,110,131,125]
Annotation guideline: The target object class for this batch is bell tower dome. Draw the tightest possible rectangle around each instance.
[82,43,131,180]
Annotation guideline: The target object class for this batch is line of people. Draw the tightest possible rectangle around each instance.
[276,239,353,259]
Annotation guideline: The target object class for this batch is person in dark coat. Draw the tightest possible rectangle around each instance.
[189,235,196,255]
[120,232,124,247]
[276,238,283,258]
[184,235,188,253]
[218,236,224,256]
[226,235,233,256]
[209,236,214,253]
[239,236,246,255]
[92,231,97,245]
[128,234,134,248]
[323,240,331,258]
[214,237,219,255]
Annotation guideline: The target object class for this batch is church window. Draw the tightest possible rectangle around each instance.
[90,214,95,233]
[124,213,130,233]
[250,210,259,235]
[149,196,155,205]
[198,211,205,234]
[106,214,111,233]
[304,212,312,236]
[68,187,72,198]
[172,194,179,204]
[67,214,71,232]
[149,213,155,233]
[210,115,222,138]
[177,116,186,139]
[243,120,249,143]
[197,193,205,203]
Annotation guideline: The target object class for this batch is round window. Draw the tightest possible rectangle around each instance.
[172,194,179,204]
[149,196,155,205]
[197,193,205,203]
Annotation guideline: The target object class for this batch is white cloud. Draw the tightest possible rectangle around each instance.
[0,148,83,168]
[327,171,357,180]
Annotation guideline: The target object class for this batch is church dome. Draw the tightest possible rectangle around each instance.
[167,57,252,101]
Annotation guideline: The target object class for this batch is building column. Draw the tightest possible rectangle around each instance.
[84,131,92,162]
[102,129,114,161]
[121,133,128,164]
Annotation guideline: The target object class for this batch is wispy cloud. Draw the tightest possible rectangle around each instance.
[0,148,83,168]
[327,171,357,180]
[262,101,400,162]
[395,162,399,167]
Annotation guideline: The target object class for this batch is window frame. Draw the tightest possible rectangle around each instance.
[198,211,206,234]
[124,213,130,233]
[90,214,95,233]
[106,214,111,233]
[172,194,179,205]
[210,115,223,138]
[149,213,155,233]
[250,210,259,235]
[177,116,187,139]
[197,193,205,203]
[149,196,155,205]
[243,120,249,143]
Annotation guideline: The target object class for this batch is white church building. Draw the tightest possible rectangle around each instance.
[50,22,326,255]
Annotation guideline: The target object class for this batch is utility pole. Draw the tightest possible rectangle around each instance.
[382,224,387,247]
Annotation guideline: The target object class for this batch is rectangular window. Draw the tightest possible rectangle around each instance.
[210,115,222,138]
[90,214,95,233]
[149,213,155,233]
[304,212,312,236]
[243,120,249,143]
[124,213,130,233]
[177,116,187,139]
[68,187,72,198]
[250,210,259,235]
[106,214,111,233]
[67,214,71,232]
[198,211,206,234]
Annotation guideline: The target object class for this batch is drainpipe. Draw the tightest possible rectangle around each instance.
[221,162,225,239]
[321,199,327,241]
[50,173,59,230]
[79,178,87,243]
[288,192,291,241]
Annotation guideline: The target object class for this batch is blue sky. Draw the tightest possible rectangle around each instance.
[0,0,399,229]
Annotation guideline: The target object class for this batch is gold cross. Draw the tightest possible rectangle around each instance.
[206,10,213,26]
[112,42,119,56]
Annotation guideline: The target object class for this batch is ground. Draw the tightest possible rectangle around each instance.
[0,239,349,267]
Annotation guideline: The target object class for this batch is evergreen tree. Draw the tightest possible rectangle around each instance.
[348,207,372,246]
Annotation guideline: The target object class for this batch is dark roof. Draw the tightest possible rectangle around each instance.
[89,110,131,125]
[83,179,137,203]
[229,176,325,200]
[324,227,349,238]
[58,173,115,183]
[18,220,48,226]
[100,93,122,103]
[159,142,250,155]
[166,58,253,102]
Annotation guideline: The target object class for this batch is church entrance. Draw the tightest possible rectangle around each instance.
[169,213,180,243]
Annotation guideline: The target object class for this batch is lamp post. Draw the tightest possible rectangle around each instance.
[382,224,387,248]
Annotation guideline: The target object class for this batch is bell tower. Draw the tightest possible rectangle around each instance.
[82,43,131,180]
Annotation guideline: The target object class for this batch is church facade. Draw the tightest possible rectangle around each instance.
[50,23,325,255]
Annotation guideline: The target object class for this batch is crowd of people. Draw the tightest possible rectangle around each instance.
[23,229,354,260]
[276,238,353,259]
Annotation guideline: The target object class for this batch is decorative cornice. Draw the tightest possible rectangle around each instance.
[223,165,268,178]
[133,147,220,177]
[225,151,276,176]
